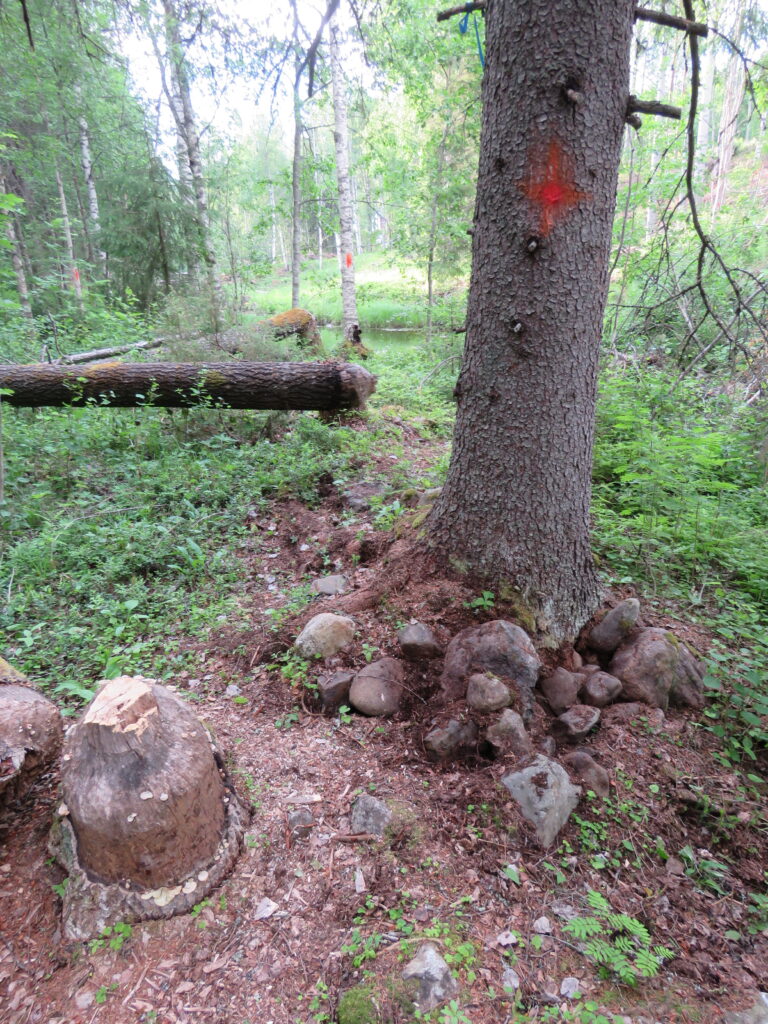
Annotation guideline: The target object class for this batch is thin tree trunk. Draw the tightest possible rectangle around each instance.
[0,361,376,410]
[55,165,83,311]
[291,64,303,308]
[711,3,747,216]
[426,124,450,344]
[159,0,223,330]
[1,174,34,323]
[76,89,107,279]
[270,184,278,263]
[428,0,634,644]
[329,19,358,342]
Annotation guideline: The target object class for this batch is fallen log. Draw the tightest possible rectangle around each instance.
[0,360,376,410]
[52,337,164,365]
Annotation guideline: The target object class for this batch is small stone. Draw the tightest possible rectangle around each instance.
[317,670,354,710]
[560,977,582,999]
[350,794,392,836]
[342,482,387,510]
[555,705,601,740]
[501,755,581,847]
[424,719,478,760]
[349,658,404,717]
[295,613,356,659]
[159,792,169,801]
[580,671,623,708]
[502,967,521,992]
[254,897,279,920]
[224,684,241,697]
[466,672,512,712]
[401,943,459,1013]
[486,709,533,758]
[561,751,610,798]
[540,668,580,715]
[398,622,442,661]
[74,990,95,1011]
[288,807,314,839]
[497,930,518,947]
[589,598,641,654]
[140,791,153,800]
[311,574,349,597]
[533,916,552,934]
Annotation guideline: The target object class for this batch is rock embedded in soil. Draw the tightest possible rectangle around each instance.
[350,794,392,836]
[342,481,387,510]
[397,622,442,661]
[554,705,601,740]
[294,613,356,659]
[440,620,541,718]
[0,679,63,808]
[588,598,641,653]
[724,994,768,1024]
[579,671,623,708]
[609,627,704,709]
[561,750,610,798]
[317,670,354,710]
[485,709,533,758]
[501,755,581,847]
[287,807,314,839]
[540,667,580,715]
[349,657,404,716]
[311,574,349,596]
[401,942,459,1013]
[466,672,512,712]
[424,719,478,760]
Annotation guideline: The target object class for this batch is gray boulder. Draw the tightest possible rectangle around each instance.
[724,994,768,1024]
[350,794,392,836]
[424,719,478,760]
[486,709,533,758]
[609,627,704,709]
[349,658,404,717]
[402,943,459,1013]
[317,670,354,710]
[501,755,581,847]
[555,705,601,740]
[561,750,610,798]
[295,613,355,659]
[580,671,623,708]
[540,667,580,715]
[440,620,540,719]
[398,622,442,661]
[466,673,512,712]
[311,574,349,596]
[588,598,641,653]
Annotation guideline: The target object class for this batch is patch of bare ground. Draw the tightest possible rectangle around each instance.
[1,464,767,1024]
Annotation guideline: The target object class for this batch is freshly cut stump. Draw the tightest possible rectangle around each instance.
[50,676,249,940]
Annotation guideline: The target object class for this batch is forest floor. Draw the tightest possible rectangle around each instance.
[1,410,768,1024]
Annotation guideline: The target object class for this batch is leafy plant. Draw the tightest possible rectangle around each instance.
[563,890,675,985]
[463,591,495,614]
[88,921,133,954]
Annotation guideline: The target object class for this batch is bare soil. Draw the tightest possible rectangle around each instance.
[2,447,767,1024]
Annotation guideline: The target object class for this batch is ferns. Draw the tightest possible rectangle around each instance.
[563,890,675,986]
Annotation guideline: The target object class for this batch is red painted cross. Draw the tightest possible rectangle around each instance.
[520,140,587,237]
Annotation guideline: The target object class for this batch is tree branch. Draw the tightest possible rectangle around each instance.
[634,6,708,37]
[627,96,682,120]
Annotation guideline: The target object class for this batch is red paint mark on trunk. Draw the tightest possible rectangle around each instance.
[345,252,353,269]
[72,267,80,283]
[520,140,587,236]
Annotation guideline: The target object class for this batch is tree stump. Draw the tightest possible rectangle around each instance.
[0,660,63,809]
[50,676,249,940]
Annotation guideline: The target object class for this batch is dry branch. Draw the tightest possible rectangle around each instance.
[634,6,708,37]
[52,338,164,365]
[627,96,682,120]
[0,360,376,411]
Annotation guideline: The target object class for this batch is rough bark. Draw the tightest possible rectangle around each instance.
[51,676,248,940]
[0,663,63,809]
[428,0,635,645]
[0,360,376,410]
[329,19,359,343]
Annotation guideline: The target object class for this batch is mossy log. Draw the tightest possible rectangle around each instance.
[50,676,249,940]
[0,660,63,809]
[0,360,376,410]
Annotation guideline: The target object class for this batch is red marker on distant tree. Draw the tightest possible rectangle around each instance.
[345,252,353,269]
[520,140,587,237]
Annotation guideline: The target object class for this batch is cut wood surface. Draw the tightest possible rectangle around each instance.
[0,678,63,809]
[0,360,376,410]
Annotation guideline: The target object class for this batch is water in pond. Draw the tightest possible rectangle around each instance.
[320,325,433,352]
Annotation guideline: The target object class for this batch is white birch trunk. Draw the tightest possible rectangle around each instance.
[329,19,358,342]
[291,69,302,308]
[76,95,106,279]
[55,165,83,310]
[711,40,746,216]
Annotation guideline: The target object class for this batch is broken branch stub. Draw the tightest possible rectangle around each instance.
[51,676,249,940]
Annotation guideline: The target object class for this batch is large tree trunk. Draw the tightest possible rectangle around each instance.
[428,0,634,645]
[0,360,376,410]
[329,19,359,343]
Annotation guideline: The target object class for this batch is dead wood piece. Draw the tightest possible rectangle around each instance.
[53,338,164,365]
[436,1,485,21]
[634,6,708,37]
[0,682,63,809]
[626,96,682,120]
[0,360,376,411]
